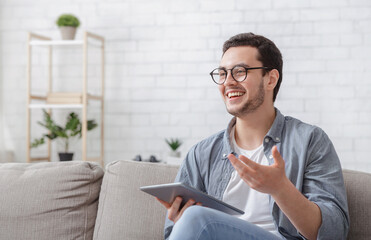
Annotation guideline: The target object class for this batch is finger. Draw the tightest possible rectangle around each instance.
[155,197,171,209]
[173,199,198,223]
[272,146,284,167]
[171,196,182,211]
[196,202,202,206]
[239,154,260,170]
[228,153,255,183]
[228,153,255,175]
[168,197,182,221]
[179,199,195,215]
[228,153,248,170]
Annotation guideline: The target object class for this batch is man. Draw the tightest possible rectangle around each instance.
[157,33,349,240]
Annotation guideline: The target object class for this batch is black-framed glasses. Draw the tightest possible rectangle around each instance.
[209,66,272,85]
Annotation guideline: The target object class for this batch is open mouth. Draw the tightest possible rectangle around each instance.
[227,92,245,99]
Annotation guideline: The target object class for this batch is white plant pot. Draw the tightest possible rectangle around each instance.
[169,151,181,158]
[60,26,77,40]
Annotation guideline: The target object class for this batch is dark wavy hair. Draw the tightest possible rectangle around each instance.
[223,33,283,102]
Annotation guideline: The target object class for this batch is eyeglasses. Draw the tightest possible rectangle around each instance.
[209,65,272,85]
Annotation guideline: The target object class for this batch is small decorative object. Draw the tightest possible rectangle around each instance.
[133,155,142,162]
[56,14,80,40]
[165,138,182,158]
[31,110,97,161]
[132,155,161,163]
[148,155,161,163]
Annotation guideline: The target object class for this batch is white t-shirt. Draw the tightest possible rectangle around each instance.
[222,127,281,237]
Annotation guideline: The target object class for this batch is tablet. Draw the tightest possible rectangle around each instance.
[140,182,244,215]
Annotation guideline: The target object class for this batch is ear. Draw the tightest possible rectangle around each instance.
[265,69,279,91]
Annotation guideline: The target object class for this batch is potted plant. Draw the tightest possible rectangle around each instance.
[56,14,80,40]
[165,138,182,158]
[31,110,97,161]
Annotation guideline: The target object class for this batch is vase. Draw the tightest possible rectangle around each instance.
[169,151,181,158]
[58,152,74,161]
[59,26,77,40]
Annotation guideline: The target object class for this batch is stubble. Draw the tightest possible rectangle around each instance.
[226,79,265,118]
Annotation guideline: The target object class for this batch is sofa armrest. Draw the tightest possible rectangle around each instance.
[343,169,371,240]
[0,161,104,240]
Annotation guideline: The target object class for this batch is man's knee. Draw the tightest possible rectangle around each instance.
[173,206,231,240]
[179,205,205,223]
[178,205,220,228]
[170,206,207,239]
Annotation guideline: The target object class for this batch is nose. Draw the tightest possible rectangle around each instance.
[223,70,237,86]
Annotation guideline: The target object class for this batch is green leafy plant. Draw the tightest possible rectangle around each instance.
[31,110,97,153]
[165,138,182,151]
[56,14,80,27]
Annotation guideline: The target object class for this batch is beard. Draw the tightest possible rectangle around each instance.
[225,80,265,118]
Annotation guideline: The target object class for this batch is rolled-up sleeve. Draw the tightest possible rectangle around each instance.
[303,128,349,240]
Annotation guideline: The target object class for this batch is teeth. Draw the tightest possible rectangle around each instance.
[227,92,244,98]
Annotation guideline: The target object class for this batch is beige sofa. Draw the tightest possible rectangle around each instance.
[0,160,369,240]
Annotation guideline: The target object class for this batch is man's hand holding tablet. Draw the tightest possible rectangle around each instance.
[140,182,244,223]
[155,196,202,223]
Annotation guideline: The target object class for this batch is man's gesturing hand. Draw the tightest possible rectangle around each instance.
[228,145,289,197]
[230,146,322,240]
[156,196,201,224]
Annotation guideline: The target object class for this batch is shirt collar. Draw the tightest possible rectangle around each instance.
[222,117,237,159]
[222,108,284,158]
[266,108,284,143]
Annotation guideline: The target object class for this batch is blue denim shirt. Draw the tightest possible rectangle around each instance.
[164,109,349,240]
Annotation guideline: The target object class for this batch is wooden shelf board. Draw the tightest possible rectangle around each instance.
[29,104,83,109]
[87,94,103,100]
[29,157,50,161]
[30,40,84,46]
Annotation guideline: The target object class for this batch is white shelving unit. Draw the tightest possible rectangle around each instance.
[26,32,105,166]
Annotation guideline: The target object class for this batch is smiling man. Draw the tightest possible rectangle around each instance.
[158,33,349,240]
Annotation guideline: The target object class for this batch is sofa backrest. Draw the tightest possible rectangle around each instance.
[0,161,104,240]
[343,169,371,240]
[93,161,370,240]
[2,160,366,240]
[93,160,179,240]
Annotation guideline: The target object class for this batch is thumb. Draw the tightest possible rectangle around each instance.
[272,146,284,167]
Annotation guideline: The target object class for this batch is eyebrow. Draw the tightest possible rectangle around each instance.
[218,63,250,69]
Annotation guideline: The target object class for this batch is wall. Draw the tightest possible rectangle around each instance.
[0,0,370,172]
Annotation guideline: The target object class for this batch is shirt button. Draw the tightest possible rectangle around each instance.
[269,155,273,159]
[223,154,227,158]
[276,137,280,141]
[264,138,269,143]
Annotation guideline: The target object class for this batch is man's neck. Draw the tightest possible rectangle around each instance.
[234,106,276,150]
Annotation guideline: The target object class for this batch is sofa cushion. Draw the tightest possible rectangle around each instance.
[0,161,104,240]
[93,160,179,240]
[343,169,371,240]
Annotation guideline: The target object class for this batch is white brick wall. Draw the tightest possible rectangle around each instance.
[0,0,370,172]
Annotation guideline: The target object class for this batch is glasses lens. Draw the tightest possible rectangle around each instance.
[211,69,226,84]
[232,66,247,82]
